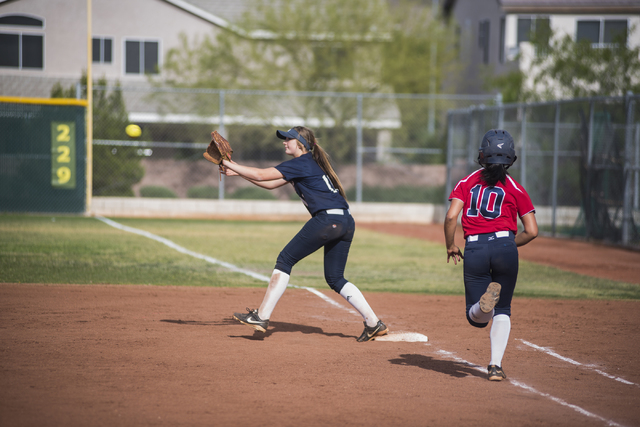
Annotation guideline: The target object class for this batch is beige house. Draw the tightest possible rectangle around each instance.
[443,0,640,94]
[0,0,403,163]
[0,0,257,96]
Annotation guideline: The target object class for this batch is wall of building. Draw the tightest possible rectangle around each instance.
[0,0,222,84]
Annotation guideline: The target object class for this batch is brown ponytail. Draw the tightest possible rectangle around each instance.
[293,126,347,200]
[481,163,509,186]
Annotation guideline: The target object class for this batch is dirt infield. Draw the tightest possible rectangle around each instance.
[1,225,640,426]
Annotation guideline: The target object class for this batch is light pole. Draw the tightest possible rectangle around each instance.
[86,0,93,214]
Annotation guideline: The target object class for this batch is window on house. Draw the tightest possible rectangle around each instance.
[479,20,490,64]
[533,18,551,53]
[0,14,44,69]
[577,19,628,45]
[0,32,43,69]
[516,16,550,57]
[517,17,550,45]
[92,37,112,63]
[577,20,600,43]
[0,15,43,27]
[22,34,43,68]
[125,40,159,74]
[603,20,628,44]
[517,18,532,44]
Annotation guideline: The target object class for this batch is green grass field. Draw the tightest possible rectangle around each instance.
[1,214,638,300]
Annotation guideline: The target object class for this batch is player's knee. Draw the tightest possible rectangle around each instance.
[325,276,347,293]
[274,254,293,275]
[466,311,489,328]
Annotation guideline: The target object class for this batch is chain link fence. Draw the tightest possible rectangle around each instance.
[446,95,640,248]
[89,84,496,204]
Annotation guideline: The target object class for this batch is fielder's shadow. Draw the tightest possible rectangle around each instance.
[160,318,353,341]
[389,354,486,379]
[232,320,355,341]
[161,319,220,326]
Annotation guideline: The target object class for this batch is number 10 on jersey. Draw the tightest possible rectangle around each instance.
[51,122,76,189]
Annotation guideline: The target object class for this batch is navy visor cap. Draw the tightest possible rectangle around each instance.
[276,128,310,151]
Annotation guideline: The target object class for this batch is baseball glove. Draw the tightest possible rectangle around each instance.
[204,131,233,177]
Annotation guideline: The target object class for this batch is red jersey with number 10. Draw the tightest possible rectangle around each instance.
[449,169,535,238]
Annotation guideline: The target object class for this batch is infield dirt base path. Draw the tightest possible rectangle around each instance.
[1,224,640,427]
[1,285,639,427]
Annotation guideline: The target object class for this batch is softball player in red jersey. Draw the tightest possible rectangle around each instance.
[444,129,538,381]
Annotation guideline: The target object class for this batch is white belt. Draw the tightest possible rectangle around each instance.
[467,231,510,242]
[325,209,350,215]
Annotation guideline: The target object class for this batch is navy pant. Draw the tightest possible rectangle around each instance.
[275,211,355,293]
[463,232,519,327]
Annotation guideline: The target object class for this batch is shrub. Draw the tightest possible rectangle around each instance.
[187,185,218,199]
[345,185,445,204]
[229,186,277,200]
[139,186,178,198]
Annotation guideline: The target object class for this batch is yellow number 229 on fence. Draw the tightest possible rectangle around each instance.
[51,122,76,189]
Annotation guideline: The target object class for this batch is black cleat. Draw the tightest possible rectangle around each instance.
[233,308,269,333]
[357,320,388,342]
[488,364,507,381]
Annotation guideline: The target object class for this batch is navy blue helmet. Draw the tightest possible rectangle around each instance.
[478,129,517,168]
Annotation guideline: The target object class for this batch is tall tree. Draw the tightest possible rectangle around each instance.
[520,26,640,241]
[490,25,640,101]
[162,0,460,94]
[160,0,461,160]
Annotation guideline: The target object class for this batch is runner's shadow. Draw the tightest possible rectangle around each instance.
[389,354,486,379]
[160,318,354,341]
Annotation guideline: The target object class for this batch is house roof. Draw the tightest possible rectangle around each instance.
[444,0,640,15]
[500,0,640,14]
[177,0,255,23]
[164,0,390,41]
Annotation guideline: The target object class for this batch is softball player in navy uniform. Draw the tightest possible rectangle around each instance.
[444,129,538,381]
[221,126,388,342]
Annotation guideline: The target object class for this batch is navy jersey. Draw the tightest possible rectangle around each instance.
[275,153,349,215]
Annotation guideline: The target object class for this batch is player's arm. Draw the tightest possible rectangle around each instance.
[222,159,284,182]
[515,212,538,247]
[444,199,465,265]
[242,175,289,189]
[223,162,288,189]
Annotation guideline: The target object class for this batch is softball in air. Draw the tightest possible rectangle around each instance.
[125,124,142,138]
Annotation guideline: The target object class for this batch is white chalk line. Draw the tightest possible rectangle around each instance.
[434,350,625,427]
[95,216,352,314]
[518,339,637,387]
[95,216,622,426]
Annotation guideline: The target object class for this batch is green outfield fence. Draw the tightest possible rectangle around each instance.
[0,96,88,213]
[446,94,640,248]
